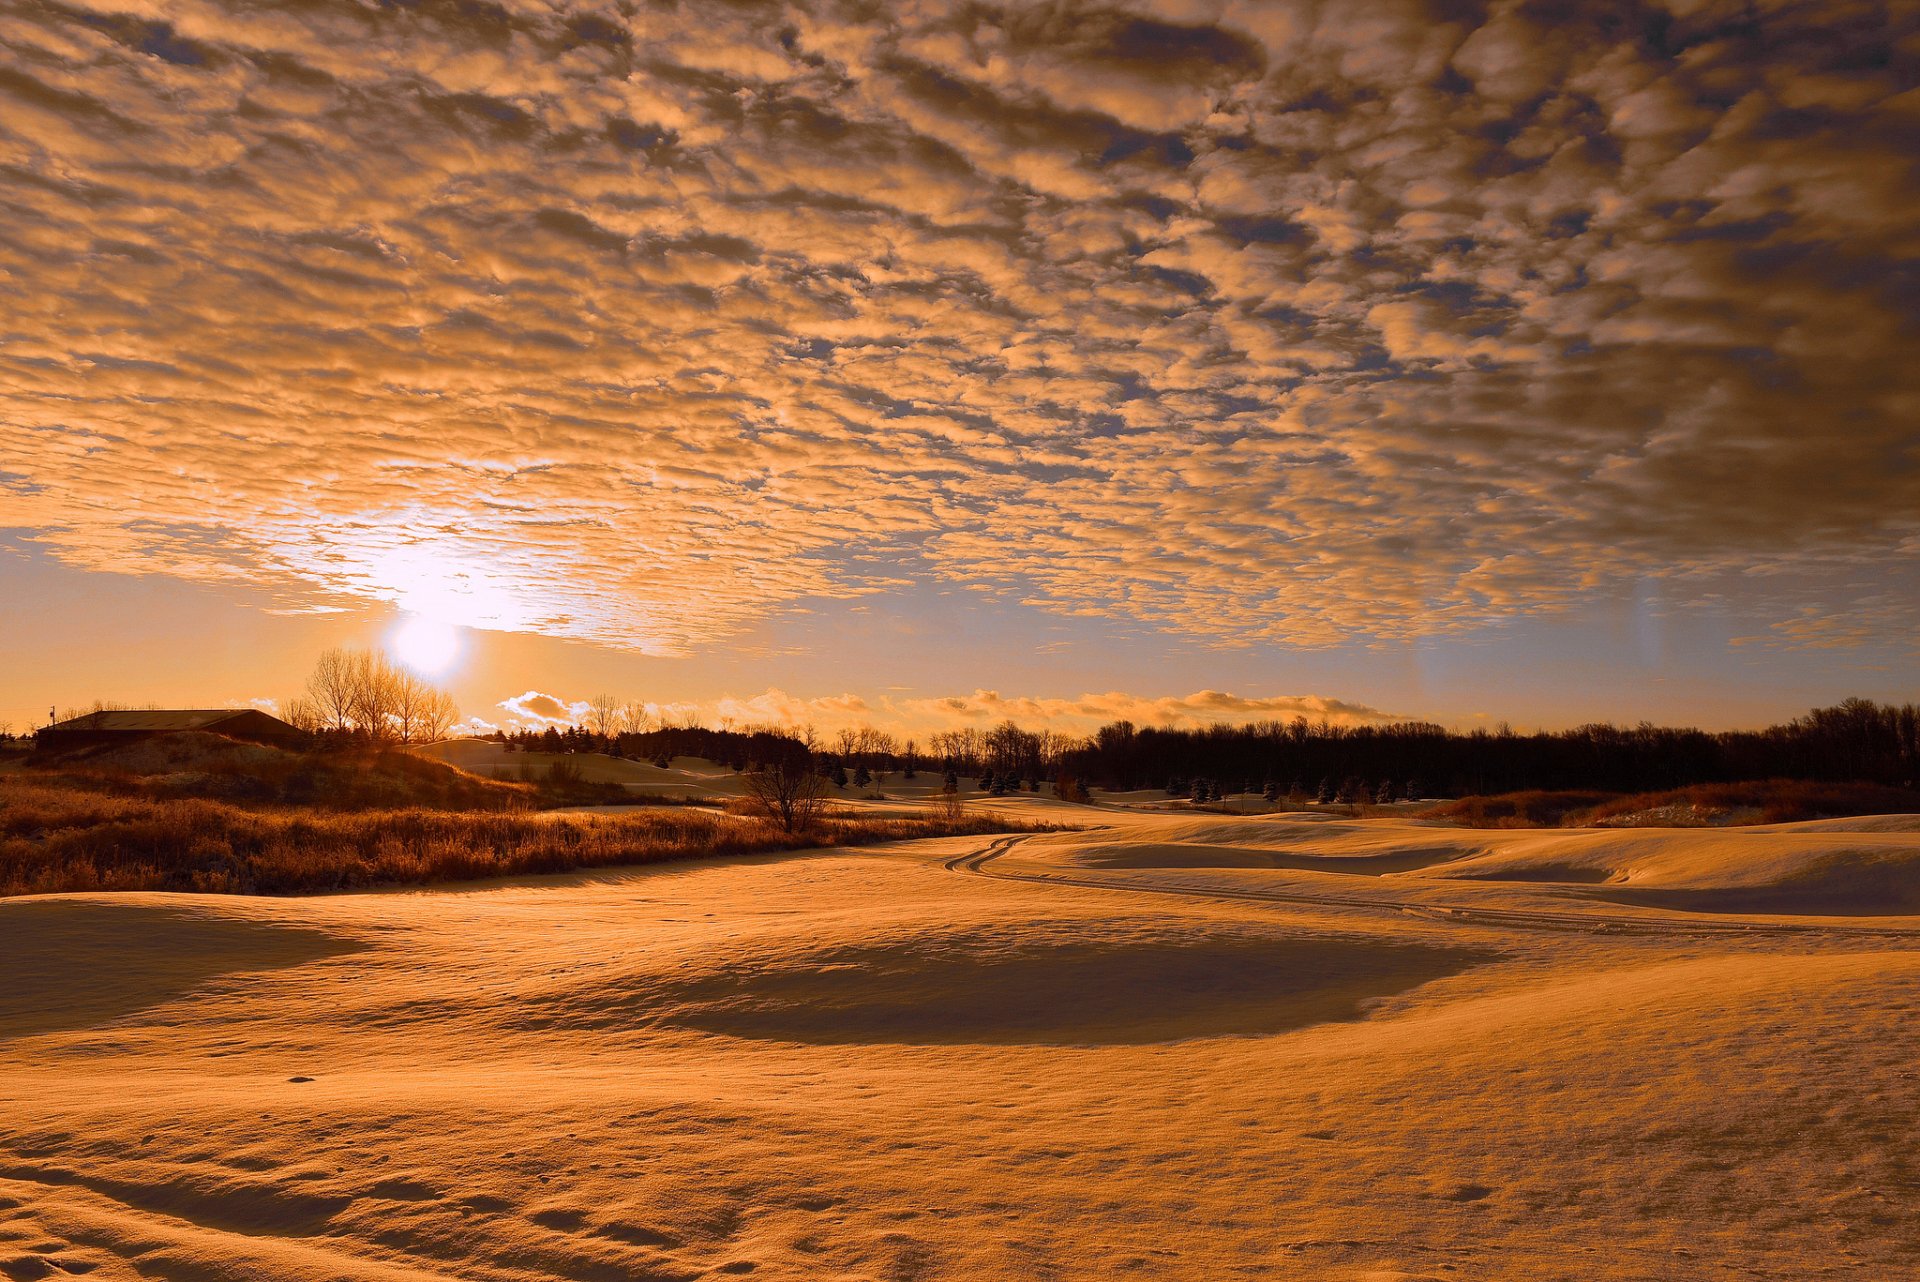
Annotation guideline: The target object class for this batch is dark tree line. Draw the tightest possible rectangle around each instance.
[504,723,810,771]
[1054,699,1920,797]
[495,698,1918,801]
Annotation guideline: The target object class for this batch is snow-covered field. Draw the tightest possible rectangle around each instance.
[4,800,1918,1280]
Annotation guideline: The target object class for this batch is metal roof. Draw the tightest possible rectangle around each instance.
[43,709,296,733]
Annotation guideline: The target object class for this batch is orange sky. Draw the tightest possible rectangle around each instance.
[2,0,1915,736]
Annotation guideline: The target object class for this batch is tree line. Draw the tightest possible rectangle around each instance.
[1050,698,1920,798]
[498,697,1919,801]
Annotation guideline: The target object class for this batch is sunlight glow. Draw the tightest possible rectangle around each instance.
[388,614,464,678]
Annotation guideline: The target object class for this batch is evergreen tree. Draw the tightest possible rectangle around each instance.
[854,764,872,789]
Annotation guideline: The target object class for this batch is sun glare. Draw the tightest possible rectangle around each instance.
[389,614,463,678]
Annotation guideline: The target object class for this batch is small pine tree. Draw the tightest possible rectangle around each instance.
[943,767,959,792]
[1375,780,1395,804]
[831,763,849,788]
[1167,775,1185,796]
[1316,777,1335,804]
[854,764,872,789]
[990,775,1008,796]
[1192,778,1211,804]
[1404,779,1424,802]
[1262,779,1279,802]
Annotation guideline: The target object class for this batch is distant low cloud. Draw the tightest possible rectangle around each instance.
[709,688,872,729]
[494,684,1400,737]
[498,691,590,726]
[1,0,1913,653]
[898,689,1401,732]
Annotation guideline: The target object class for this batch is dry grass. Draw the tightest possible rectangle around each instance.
[0,776,1048,897]
[1423,779,1920,828]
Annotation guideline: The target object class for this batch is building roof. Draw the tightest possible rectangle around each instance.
[44,708,299,734]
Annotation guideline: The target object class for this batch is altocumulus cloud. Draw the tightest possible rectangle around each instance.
[490,685,1396,735]
[1,0,1915,652]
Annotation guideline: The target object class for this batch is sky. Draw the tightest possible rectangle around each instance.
[1,0,1916,739]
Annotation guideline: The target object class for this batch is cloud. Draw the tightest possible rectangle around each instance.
[708,688,873,730]
[506,684,1400,738]
[895,689,1401,733]
[0,0,1913,657]
[498,690,590,726]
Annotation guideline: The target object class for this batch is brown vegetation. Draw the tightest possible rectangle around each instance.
[1423,779,1920,828]
[0,775,1049,897]
[29,735,529,811]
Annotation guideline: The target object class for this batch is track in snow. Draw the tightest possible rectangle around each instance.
[944,833,1920,941]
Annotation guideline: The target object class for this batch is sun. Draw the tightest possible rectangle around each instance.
[388,614,463,678]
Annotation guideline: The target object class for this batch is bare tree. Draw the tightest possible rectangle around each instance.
[741,756,831,834]
[300,648,456,743]
[283,697,322,734]
[421,689,459,742]
[347,650,401,741]
[391,669,429,743]
[587,693,620,740]
[306,648,357,732]
[619,700,654,736]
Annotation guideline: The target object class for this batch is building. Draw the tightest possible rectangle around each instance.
[35,708,309,752]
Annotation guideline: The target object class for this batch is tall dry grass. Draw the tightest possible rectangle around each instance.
[0,778,1044,897]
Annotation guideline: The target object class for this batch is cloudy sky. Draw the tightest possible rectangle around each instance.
[2,0,1915,735]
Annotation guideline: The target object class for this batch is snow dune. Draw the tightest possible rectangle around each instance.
[4,808,1919,1279]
